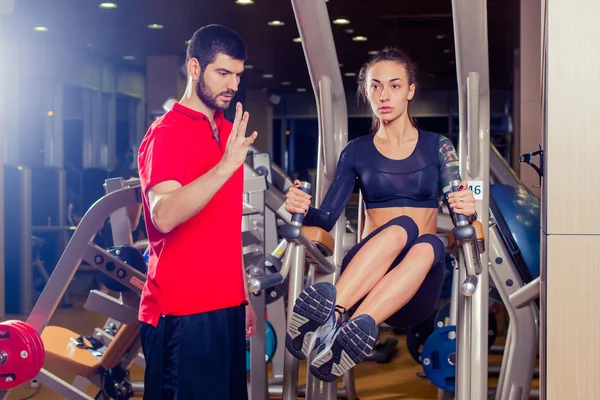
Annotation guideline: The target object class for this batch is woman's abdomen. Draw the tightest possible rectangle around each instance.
[363,207,438,238]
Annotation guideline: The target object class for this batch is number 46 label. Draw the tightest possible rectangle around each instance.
[468,181,484,200]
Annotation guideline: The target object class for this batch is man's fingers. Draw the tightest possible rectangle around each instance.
[237,111,250,137]
[231,102,243,138]
[243,131,258,147]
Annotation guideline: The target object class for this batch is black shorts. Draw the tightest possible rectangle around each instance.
[139,305,248,400]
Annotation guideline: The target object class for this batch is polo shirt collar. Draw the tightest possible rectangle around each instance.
[172,102,224,123]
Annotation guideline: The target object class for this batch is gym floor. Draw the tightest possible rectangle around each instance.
[3,296,538,400]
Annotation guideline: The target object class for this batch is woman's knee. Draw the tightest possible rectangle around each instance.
[412,234,445,267]
[384,215,419,245]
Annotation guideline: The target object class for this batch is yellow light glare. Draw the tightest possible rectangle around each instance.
[333,18,350,25]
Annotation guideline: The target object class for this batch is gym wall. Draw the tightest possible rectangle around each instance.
[1,32,146,171]
[542,0,600,397]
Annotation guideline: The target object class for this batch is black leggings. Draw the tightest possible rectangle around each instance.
[342,215,446,329]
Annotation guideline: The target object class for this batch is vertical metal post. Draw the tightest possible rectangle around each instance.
[451,0,491,396]
[282,243,303,400]
[246,152,270,400]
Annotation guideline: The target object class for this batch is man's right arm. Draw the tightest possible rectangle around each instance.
[143,102,256,234]
[148,162,235,234]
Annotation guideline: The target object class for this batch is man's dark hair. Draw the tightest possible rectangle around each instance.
[186,24,247,71]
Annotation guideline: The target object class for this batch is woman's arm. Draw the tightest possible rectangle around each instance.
[286,141,357,232]
[437,136,477,223]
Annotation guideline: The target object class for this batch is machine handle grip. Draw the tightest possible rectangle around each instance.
[290,181,312,227]
[248,273,284,293]
[449,180,469,226]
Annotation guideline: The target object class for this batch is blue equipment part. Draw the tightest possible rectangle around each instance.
[143,247,150,264]
[246,320,277,371]
[433,302,498,348]
[421,325,457,392]
[489,183,541,281]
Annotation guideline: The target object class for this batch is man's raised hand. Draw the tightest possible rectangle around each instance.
[220,102,258,174]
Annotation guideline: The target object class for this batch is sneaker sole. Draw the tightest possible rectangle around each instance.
[309,315,377,382]
[285,282,336,360]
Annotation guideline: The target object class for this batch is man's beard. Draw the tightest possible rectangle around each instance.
[196,76,236,111]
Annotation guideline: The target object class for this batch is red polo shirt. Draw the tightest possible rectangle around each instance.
[137,102,246,327]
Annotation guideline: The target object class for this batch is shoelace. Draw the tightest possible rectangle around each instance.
[335,305,347,324]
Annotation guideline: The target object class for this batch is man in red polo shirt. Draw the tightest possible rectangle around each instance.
[137,25,258,399]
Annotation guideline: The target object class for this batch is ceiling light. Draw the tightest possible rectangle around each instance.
[235,0,254,4]
[123,56,135,60]
[293,37,302,43]
[147,24,163,29]
[245,64,254,69]
[352,36,367,42]
[333,18,350,25]
[436,34,446,39]
[368,50,378,55]
[185,39,191,44]
[339,63,344,67]
[262,74,274,78]
[297,88,307,92]
[345,29,354,34]
[443,48,452,54]
[33,26,48,32]
[344,72,356,77]
[268,20,284,26]
[281,81,291,85]
[99,2,117,9]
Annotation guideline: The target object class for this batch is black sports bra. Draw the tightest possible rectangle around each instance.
[303,130,463,231]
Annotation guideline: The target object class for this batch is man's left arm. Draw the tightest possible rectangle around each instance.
[242,250,257,338]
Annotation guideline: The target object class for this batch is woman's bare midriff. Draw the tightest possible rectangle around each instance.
[363,207,438,238]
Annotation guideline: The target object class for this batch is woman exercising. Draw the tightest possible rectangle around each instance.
[284,48,477,382]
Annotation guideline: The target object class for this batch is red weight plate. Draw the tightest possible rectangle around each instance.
[0,321,30,389]
[13,321,44,375]
[5,321,37,383]
[14,321,44,373]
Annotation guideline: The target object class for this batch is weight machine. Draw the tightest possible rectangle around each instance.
[416,0,541,398]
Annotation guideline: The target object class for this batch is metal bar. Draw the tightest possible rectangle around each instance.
[30,369,93,400]
[296,233,336,275]
[282,245,306,400]
[105,177,133,247]
[84,290,138,324]
[318,77,335,180]
[488,226,538,400]
[451,0,491,396]
[488,365,539,378]
[267,297,287,378]
[265,184,292,223]
[467,73,481,178]
[457,257,471,400]
[509,276,541,309]
[269,385,349,399]
[24,185,141,334]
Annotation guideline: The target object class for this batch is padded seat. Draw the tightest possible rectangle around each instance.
[448,221,485,255]
[301,226,335,256]
[41,326,101,377]
[41,320,141,378]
